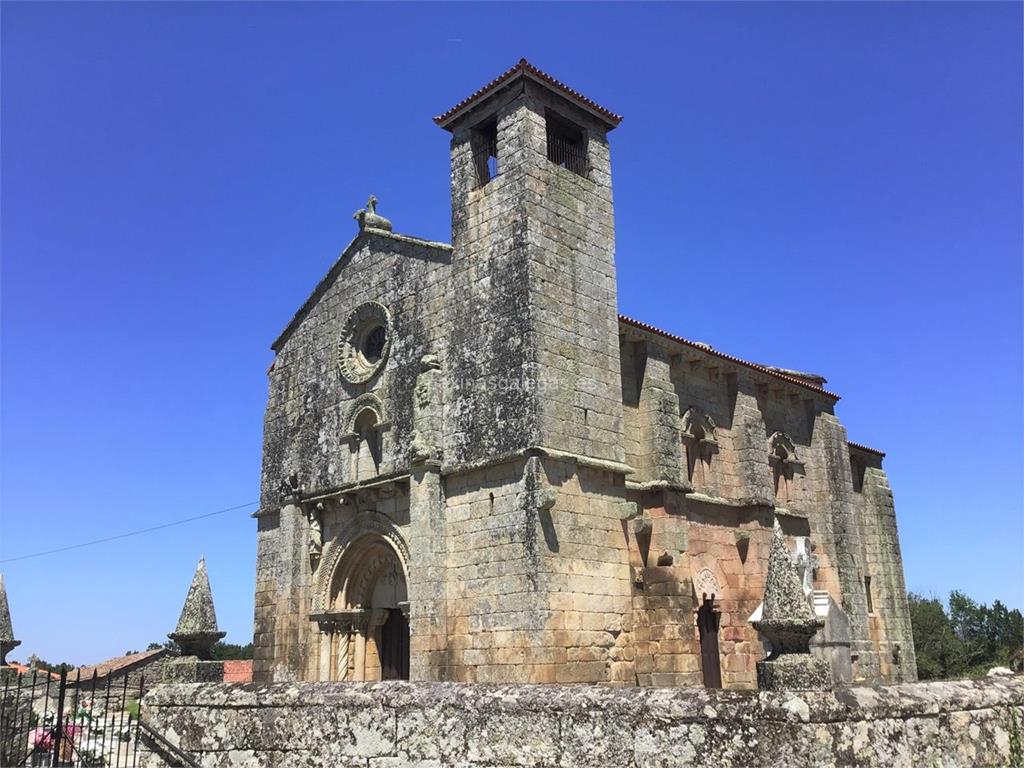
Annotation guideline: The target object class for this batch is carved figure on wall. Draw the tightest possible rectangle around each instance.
[410,354,443,466]
[308,502,325,564]
[693,567,721,602]
[793,536,819,595]
[352,194,393,233]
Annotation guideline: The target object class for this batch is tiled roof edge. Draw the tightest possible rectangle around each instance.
[848,441,886,458]
[618,314,841,400]
[434,59,623,130]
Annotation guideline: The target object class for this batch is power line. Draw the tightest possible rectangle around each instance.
[0,501,257,564]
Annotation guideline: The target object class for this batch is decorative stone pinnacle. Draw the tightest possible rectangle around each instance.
[752,520,822,655]
[0,573,20,666]
[168,558,225,660]
[353,194,393,232]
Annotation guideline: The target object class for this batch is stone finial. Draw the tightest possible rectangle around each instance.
[168,558,225,660]
[353,194,393,232]
[760,521,816,628]
[752,521,830,690]
[0,574,20,666]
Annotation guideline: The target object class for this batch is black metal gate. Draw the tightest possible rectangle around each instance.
[1,667,146,767]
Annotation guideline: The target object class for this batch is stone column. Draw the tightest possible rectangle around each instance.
[318,626,332,682]
[315,617,353,681]
[408,353,448,681]
[353,616,368,682]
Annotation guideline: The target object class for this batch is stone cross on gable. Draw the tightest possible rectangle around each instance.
[793,536,819,596]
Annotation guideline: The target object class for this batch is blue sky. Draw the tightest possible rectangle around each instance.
[2,2,1020,666]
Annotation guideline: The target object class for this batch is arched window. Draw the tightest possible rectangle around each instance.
[354,408,382,479]
[343,393,388,482]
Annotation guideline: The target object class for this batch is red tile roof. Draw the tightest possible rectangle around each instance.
[848,441,886,457]
[434,59,623,130]
[618,314,841,400]
[7,662,61,680]
[222,659,253,683]
[74,648,168,682]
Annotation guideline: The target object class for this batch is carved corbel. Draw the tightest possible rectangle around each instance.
[617,500,639,521]
[279,472,302,505]
[538,487,557,511]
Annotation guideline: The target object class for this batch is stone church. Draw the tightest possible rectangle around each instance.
[252,60,917,689]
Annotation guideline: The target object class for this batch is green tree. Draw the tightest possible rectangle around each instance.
[986,600,1023,666]
[949,591,989,669]
[150,639,253,659]
[908,592,965,679]
[909,590,1023,679]
[31,658,76,675]
[210,642,254,660]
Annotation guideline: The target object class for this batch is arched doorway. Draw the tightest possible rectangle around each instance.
[324,534,410,681]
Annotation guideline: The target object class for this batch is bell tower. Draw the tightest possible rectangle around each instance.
[436,60,625,469]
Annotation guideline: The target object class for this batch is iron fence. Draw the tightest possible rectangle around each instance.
[1,667,146,767]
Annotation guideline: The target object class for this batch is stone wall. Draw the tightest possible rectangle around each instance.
[617,325,916,686]
[140,676,1024,767]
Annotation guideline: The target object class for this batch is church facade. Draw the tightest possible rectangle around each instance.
[251,60,917,689]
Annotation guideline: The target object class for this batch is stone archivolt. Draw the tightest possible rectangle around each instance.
[343,392,388,440]
[312,512,410,615]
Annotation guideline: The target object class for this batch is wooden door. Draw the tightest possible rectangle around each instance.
[380,608,410,680]
[697,597,722,689]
